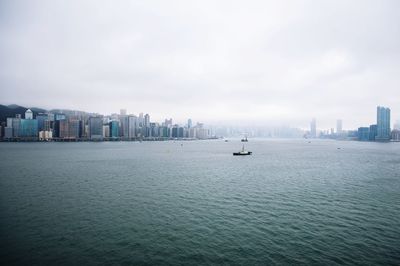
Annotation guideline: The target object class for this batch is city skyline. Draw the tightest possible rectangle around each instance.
[1,0,400,128]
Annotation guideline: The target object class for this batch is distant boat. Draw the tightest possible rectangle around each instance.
[233,145,252,156]
[241,136,248,142]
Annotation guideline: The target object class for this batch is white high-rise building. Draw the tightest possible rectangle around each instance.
[128,115,137,139]
[25,109,33,119]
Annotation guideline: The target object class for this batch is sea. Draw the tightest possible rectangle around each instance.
[0,139,399,265]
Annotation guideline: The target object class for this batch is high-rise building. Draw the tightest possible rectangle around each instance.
[109,120,119,139]
[20,119,38,139]
[89,117,103,140]
[144,114,150,128]
[357,127,369,141]
[119,115,129,139]
[310,118,317,138]
[369,124,377,141]
[392,130,400,141]
[188,119,192,128]
[25,109,33,119]
[12,117,21,137]
[336,119,342,134]
[120,109,127,116]
[36,114,48,131]
[103,125,110,138]
[376,106,391,141]
[128,115,137,139]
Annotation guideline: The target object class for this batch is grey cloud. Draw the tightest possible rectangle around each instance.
[1,0,399,128]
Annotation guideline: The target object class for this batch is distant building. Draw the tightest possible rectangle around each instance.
[369,124,377,141]
[55,113,66,121]
[20,119,38,139]
[109,120,119,139]
[119,115,129,139]
[357,127,369,141]
[144,114,150,128]
[120,109,127,116]
[25,109,33,119]
[12,117,21,137]
[4,127,13,139]
[103,125,110,138]
[336,119,342,134]
[89,117,103,140]
[36,114,48,131]
[391,130,400,141]
[376,106,391,141]
[128,115,137,139]
[310,118,317,138]
[188,119,192,128]
[394,120,400,130]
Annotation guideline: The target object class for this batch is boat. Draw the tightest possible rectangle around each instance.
[241,135,248,142]
[233,145,252,156]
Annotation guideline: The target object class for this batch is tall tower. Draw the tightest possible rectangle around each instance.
[376,106,391,141]
[310,118,317,138]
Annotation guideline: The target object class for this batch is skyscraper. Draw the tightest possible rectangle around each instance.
[89,117,103,140]
[109,120,119,139]
[128,115,137,139]
[120,109,127,116]
[310,118,316,138]
[25,109,33,119]
[376,106,391,141]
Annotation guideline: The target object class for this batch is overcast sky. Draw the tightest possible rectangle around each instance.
[1,0,399,128]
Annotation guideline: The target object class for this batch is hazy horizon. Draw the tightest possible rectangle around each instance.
[1,0,399,128]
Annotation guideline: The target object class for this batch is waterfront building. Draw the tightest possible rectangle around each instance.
[39,130,53,141]
[128,115,137,139]
[4,127,13,139]
[358,127,370,141]
[109,120,119,139]
[159,126,169,138]
[20,119,38,139]
[71,120,82,139]
[36,114,48,131]
[59,119,69,138]
[119,115,129,139]
[376,106,391,141]
[369,124,377,141]
[89,117,103,140]
[144,114,150,128]
[310,118,317,138]
[103,125,110,138]
[25,109,33,119]
[12,117,21,137]
[391,130,400,141]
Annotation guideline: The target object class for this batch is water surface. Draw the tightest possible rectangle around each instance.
[0,139,399,265]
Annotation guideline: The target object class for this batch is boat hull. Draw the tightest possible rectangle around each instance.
[233,152,252,156]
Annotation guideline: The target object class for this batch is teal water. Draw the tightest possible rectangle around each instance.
[0,139,399,265]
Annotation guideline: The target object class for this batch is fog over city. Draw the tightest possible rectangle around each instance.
[1,0,399,128]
